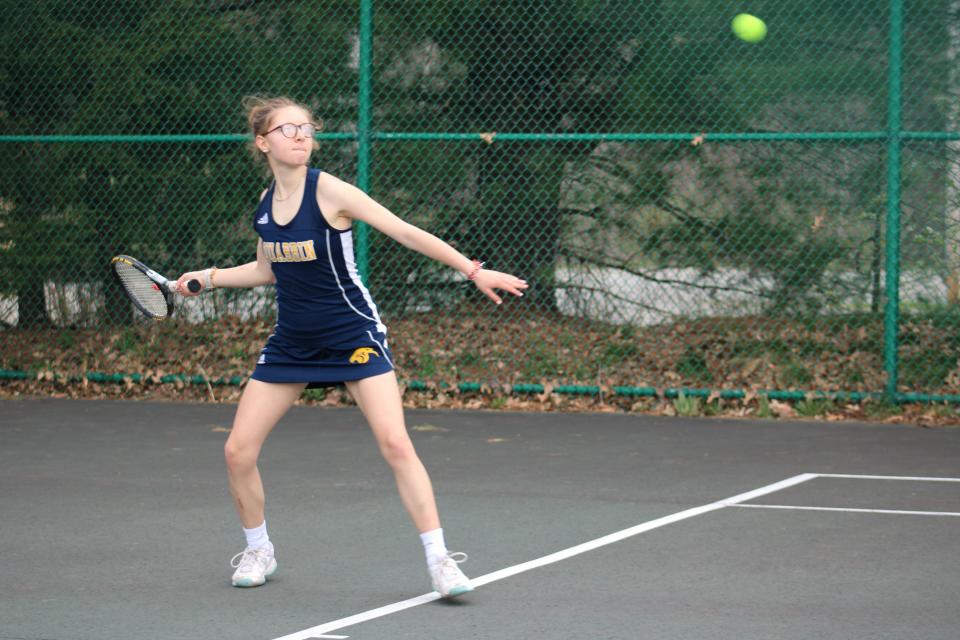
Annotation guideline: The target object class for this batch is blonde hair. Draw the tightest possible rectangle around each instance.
[243,95,322,167]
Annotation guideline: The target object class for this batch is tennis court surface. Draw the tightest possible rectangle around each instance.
[3,398,958,640]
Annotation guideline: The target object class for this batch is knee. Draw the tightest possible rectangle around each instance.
[224,438,258,472]
[379,432,417,467]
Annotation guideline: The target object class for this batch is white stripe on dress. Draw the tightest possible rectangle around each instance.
[325,230,388,335]
[367,330,394,368]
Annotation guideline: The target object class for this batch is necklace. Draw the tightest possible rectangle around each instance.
[273,184,302,202]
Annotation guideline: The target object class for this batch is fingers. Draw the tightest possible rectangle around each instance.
[504,279,528,296]
[494,274,528,297]
[175,274,202,296]
[482,288,503,305]
[476,270,529,305]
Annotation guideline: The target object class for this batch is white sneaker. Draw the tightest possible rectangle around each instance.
[429,552,473,598]
[230,544,277,587]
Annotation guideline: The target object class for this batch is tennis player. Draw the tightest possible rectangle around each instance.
[176,96,527,595]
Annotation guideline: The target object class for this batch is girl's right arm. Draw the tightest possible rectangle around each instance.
[176,238,275,295]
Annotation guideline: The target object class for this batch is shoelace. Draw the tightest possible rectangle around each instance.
[231,547,270,573]
[438,552,469,578]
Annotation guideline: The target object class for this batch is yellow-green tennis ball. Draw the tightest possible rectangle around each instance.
[731,13,767,43]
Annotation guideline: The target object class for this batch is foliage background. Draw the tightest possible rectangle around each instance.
[3,0,960,407]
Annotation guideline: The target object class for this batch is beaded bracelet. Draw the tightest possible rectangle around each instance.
[467,259,485,281]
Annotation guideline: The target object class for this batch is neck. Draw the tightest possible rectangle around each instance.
[271,164,308,198]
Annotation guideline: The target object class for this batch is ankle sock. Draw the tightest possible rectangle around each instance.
[420,527,448,567]
[243,521,271,549]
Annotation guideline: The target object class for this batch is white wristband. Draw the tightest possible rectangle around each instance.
[203,267,217,290]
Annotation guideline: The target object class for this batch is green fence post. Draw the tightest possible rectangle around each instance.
[883,0,904,401]
[355,0,374,283]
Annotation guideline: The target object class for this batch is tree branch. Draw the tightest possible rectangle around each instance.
[559,248,771,298]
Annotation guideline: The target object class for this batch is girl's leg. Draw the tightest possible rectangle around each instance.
[225,379,305,528]
[345,371,440,532]
[345,370,473,597]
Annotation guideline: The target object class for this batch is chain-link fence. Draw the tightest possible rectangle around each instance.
[3,0,960,403]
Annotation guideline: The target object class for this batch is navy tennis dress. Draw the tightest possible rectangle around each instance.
[249,168,394,388]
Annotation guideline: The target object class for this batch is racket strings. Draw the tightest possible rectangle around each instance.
[113,262,169,317]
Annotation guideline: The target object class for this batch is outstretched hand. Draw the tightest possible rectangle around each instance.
[472,269,528,305]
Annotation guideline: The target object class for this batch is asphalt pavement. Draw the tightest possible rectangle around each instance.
[2,398,958,640]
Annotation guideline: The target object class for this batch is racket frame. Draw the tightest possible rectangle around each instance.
[110,254,197,319]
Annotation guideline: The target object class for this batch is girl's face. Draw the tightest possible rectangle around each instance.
[256,105,315,168]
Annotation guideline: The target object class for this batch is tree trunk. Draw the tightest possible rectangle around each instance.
[16,277,48,328]
[11,179,50,328]
[946,0,960,303]
[474,143,563,312]
[85,164,133,326]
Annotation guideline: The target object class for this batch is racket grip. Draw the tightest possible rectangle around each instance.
[187,279,202,293]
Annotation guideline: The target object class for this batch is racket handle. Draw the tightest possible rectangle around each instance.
[187,279,202,293]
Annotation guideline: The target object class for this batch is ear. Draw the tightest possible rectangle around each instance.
[256,135,269,153]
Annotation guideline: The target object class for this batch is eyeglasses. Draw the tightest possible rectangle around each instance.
[265,122,317,138]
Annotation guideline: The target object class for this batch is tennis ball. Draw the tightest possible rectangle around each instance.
[731,13,767,43]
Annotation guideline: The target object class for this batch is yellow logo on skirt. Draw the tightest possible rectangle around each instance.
[349,347,379,364]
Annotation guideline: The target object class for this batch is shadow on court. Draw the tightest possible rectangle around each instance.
[3,398,959,640]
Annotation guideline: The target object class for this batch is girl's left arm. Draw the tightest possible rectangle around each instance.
[319,173,528,304]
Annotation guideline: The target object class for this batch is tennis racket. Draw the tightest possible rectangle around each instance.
[111,254,201,319]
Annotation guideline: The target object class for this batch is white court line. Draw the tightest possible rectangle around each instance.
[270,473,817,640]
[813,473,960,482]
[731,503,960,517]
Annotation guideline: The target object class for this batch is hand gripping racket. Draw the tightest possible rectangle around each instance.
[111,254,201,319]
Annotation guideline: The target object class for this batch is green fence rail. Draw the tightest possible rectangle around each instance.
[3,0,960,404]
